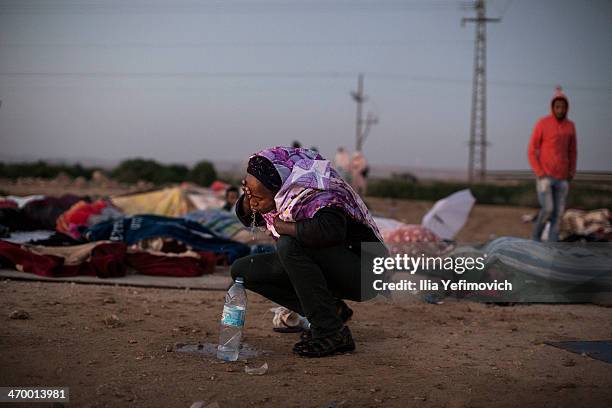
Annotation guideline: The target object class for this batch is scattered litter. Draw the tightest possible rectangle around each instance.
[244,362,268,375]
[9,310,30,320]
[422,189,475,240]
[270,306,310,332]
[521,214,535,223]
[562,358,576,367]
[103,314,123,328]
[103,297,116,304]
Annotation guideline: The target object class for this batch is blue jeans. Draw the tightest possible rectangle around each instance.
[532,176,569,242]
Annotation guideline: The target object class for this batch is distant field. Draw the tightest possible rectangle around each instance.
[2,159,611,210]
[367,179,612,210]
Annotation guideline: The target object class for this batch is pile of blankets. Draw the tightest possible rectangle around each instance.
[522,208,612,242]
[0,192,251,279]
[561,209,612,242]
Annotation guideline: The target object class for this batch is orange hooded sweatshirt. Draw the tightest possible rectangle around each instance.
[528,87,577,180]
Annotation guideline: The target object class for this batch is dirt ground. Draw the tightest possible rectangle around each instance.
[2,281,612,408]
[1,183,612,407]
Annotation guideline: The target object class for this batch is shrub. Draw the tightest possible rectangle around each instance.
[189,160,217,187]
[0,161,95,180]
[111,158,165,184]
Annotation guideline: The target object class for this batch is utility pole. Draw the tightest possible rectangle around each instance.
[351,74,366,152]
[351,74,378,152]
[462,0,500,183]
[361,112,379,149]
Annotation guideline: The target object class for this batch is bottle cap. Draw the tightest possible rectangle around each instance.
[235,277,244,284]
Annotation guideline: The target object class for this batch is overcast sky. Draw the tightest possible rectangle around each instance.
[0,0,611,172]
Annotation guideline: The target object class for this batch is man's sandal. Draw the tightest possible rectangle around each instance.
[293,326,355,358]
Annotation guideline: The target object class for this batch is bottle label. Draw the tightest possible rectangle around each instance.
[222,305,245,327]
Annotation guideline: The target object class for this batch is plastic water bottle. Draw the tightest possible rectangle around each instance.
[217,277,247,361]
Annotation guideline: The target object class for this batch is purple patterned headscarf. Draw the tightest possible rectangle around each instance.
[250,146,382,242]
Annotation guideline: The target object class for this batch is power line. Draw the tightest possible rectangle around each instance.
[0,71,357,79]
[0,0,465,15]
[0,71,610,93]
[0,40,473,48]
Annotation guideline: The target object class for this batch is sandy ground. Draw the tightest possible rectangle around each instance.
[2,281,612,408]
[2,183,612,407]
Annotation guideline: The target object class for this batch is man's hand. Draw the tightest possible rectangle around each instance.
[273,214,296,237]
[241,179,255,214]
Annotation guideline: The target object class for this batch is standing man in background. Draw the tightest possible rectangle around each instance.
[333,146,351,183]
[350,151,369,197]
[528,86,577,242]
